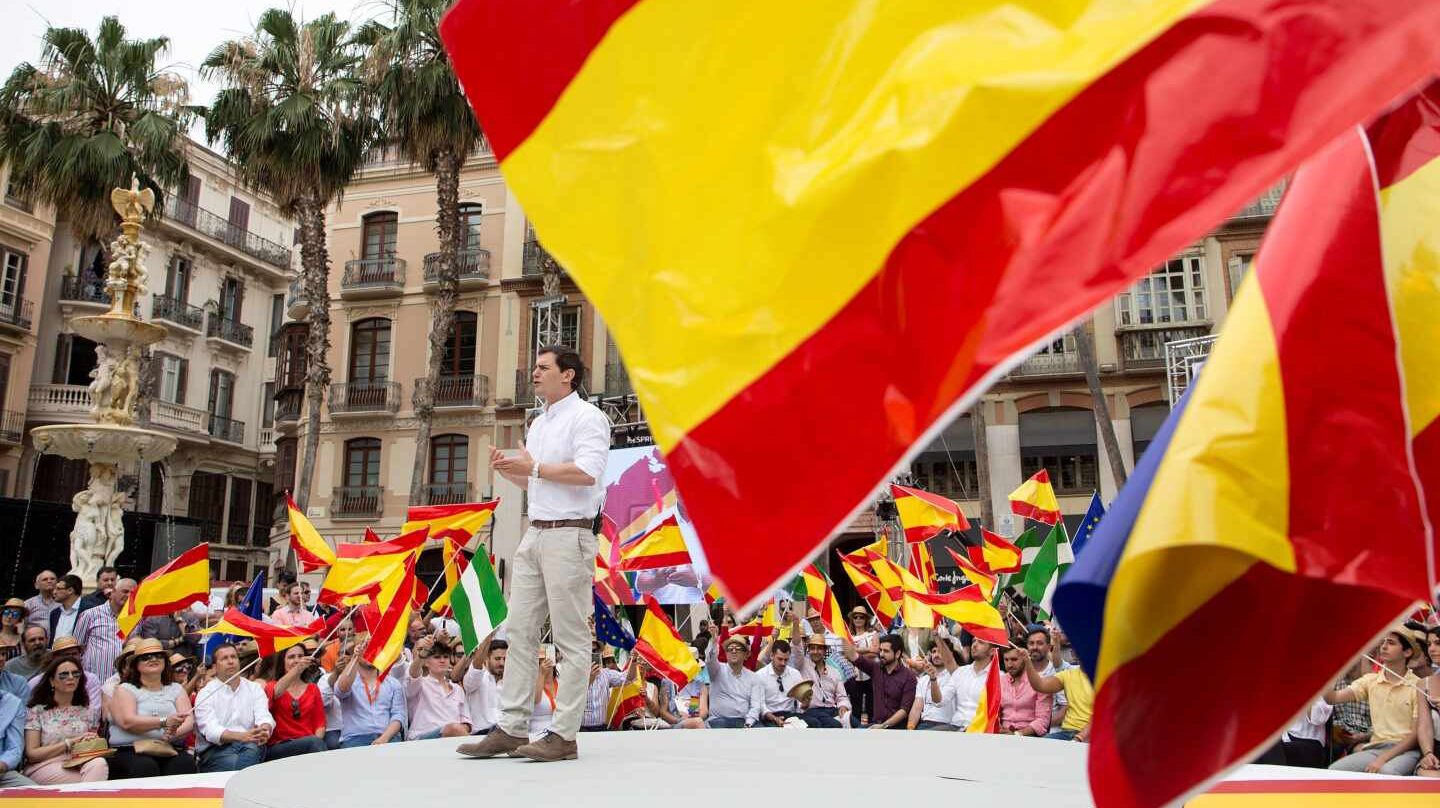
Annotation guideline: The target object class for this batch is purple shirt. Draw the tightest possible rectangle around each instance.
[852,654,916,727]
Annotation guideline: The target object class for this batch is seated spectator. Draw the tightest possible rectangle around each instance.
[29,637,99,707]
[332,637,406,747]
[47,575,84,643]
[22,658,107,784]
[844,607,878,727]
[1333,654,1375,753]
[264,645,326,760]
[1325,627,1422,775]
[5,626,49,681]
[907,639,955,731]
[581,640,623,732]
[1024,651,1095,742]
[674,650,710,729]
[406,635,471,740]
[108,638,197,779]
[622,657,680,731]
[169,653,203,699]
[1255,697,1333,768]
[998,644,1052,737]
[704,634,763,728]
[527,649,557,741]
[194,643,273,773]
[938,632,994,731]
[756,638,804,727]
[842,633,916,730]
[1417,626,1439,778]
[0,685,33,788]
[0,599,25,660]
[791,635,848,728]
[317,641,348,749]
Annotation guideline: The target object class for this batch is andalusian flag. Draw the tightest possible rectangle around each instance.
[287,495,334,572]
[439,0,1440,607]
[1055,88,1438,808]
[1008,470,1062,525]
[617,514,691,571]
[201,609,324,656]
[401,500,498,545]
[118,544,209,639]
[799,564,852,644]
[965,658,1002,734]
[451,550,508,654]
[969,529,1024,575]
[891,484,969,543]
[903,587,1009,646]
[633,596,701,687]
[1021,523,1073,618]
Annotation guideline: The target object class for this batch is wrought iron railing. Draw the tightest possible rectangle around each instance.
[604,360,633,397]
[331,486,383,518]
[152,294,205,331]
[207,413,246,444]
[330,380,401,413]
[275,389,303,422]
[1231,180,1289,220]
[423,249,491,283]
[1120,325,1211,370]
[514,369,536,406]
[60,276,111,305]
[0,410,23,443]
[164,196,292,269]
[206,314,254,348]
[417,374,490,408]
[0,297,33,330]
[521,239,562,278]
[424,482,471,506]
[342,258,405,290]
[1009,352,1082,378]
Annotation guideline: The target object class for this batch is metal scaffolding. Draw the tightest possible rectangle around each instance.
[1165,332,1218,405]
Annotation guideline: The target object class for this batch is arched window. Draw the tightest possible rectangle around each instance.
[427,434,469,504]
[1019,407,1098,495]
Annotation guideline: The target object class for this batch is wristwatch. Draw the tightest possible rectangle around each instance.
[530,461,542,480]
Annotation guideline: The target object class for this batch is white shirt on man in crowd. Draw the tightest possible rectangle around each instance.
[194,676,273,754]
[916,670,955,725]
[945,660,994,729]
[704,642,763,726]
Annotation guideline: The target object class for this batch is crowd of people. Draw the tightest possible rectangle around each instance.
[0,566,1437,788]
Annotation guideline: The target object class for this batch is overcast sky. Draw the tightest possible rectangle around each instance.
[0,0,375,144]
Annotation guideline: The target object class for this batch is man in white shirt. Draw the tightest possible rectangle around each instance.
[705,635,764,728]
[459,346,609,763]
[938,633,995,730]
[908,640,957,730]
[757,639,804,727]
[195,643,274,772]
[454,637,507,734]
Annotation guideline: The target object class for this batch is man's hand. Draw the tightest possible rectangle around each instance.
[1418,752,1439,771]
[868,722,887,730]
[491,447,535,476]
[371,736,388,746]
[1364,756,1386,774]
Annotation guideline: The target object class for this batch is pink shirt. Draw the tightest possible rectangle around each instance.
[405,675,472,738]
[267,607,318,628]
[999,672,1053,736]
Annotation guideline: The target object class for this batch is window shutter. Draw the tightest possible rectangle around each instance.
[52,334,71,384]
[176,358,188,406]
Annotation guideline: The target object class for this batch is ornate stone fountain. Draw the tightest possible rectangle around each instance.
[30,179,178,586]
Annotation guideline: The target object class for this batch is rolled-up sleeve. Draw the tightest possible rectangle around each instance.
[1029,689,1053,736]
[571,409,611,482]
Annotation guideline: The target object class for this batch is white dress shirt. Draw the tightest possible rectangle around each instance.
[758,662,804,715]
[463,667,501,731]
[1284,697,1334,744]
[194,677,274,753]
[317,675,343,732]
[705,643,763,725]
[524,391,611,520]
[52,602,81,639]
[945,660,993,728]
[916,671,955,724]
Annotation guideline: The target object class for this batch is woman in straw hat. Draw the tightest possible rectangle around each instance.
[0,598,26,660]
[23,657,108,783]
[108,638,197,779]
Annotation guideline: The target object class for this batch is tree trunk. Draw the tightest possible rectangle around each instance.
[296,198,333,512]
[1072,323,1127,488]
[971,399,994,531]
[409,147,464,506]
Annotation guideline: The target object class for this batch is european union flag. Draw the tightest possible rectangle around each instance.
[593,589,635,651]
[1069,492,1106,558]
[205,571,266,663]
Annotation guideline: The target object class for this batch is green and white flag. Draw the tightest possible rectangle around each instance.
[452,552,508,654]
[1020,523,1073,619]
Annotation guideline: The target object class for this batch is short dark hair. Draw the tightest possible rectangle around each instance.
[97,566,118,578]
[59,574,83,596]
[538,344,585,392]
[29,657,89,709]
[1026,627,1051,646]
[211,642,239,661]
[878,634,905,656]
[772,639,791,655]
[488,640,508,655]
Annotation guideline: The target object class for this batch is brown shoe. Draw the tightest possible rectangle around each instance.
[456,729,527,758]
[514,731,578,762]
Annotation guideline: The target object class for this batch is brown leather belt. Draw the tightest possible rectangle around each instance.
[530,518,593,530]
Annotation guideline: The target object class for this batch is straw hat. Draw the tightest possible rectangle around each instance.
[804,635,828,648]
[722,634,750,651]
[168,652,196,667]
[50,636,82,653]
[2,597,27,616]
[787,680,814,703]
[131,638,165,658]
[60,737,114,769]
[1391,623,1425,659]
[847,606,870,619]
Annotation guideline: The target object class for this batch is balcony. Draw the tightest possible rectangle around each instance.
[163,196,292,270]
[0,410,23,444]
[331,485,383,519]
[341,258,405,299]
[207,413,246,444]
[1119,325,1211,371]
[514,369,536,407]
[422,249,490,290]
[329,380,401,415]
[152,295,205,332]
[275,388,304,423]
[1230,180,1288,221]
[259,427,276,452]
[286,278,309,320]
[206,314,254,350]
[1009,352,1082,379]
[424,482,471,506]
[521,239,566,280]
[0,297,33,332]
[28,384,91,416]
[148,400,207,434]
[60,276,112,308]
[416,374,489,409]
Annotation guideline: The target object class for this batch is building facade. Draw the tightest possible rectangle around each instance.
[0,164,56,498]
[20,144,296,583]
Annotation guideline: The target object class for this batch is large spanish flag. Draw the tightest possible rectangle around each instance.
[118,544,209,639]
[400,500,497,546]
[200,609,324,657]
[891,484,969,544]
[287,495,334,572]
[1054,103,1434,808]
[616,514,692,571]
[318,527,429,608]
[440,0,1440,608]
[903,586,1009,646]
[632,596,701,688]
[965,656,1002,734]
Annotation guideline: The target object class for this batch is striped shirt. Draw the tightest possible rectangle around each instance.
[72,605,123,682]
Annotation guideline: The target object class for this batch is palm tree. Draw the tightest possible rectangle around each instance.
[202,9,377,511]
[1072,322,1128,487]
[356,0,486,507]
[0,16,192,254]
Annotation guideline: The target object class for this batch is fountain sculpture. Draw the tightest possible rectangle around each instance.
[30,179,179,586]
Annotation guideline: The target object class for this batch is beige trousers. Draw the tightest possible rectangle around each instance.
[498,526,597,742]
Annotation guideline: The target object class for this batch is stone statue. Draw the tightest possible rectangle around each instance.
[88,344,113,417]
[115,346,140,417]
[69,464,127,584]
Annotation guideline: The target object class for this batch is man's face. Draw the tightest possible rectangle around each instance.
[35,571,56,596]
[487,647,507,678]
[877,640,900,667]
[111,580,135,608]
[53,580,73,603]
[771,647,789,672]
[427,650,454,677]
[808,643,827,664]
[1003,648,1025,677]
[1377,634,1409,665]
[1027,631,1051,665]
[927,645,943,667]
[532,351,574,402]
[724,642,749,664]
[971,639,993,664]
[22,628,47,656]
[213,646,240,678]
[300,584,312,605]
[408,619,428,644]
[287,586,303,607]
[337,621,354,641]
[97,570,117,592]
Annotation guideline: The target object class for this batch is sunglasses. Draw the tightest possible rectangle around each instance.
[136,653,166,663]
[1,609,21,618]
[54,670,82,681]
[291,699,302,720]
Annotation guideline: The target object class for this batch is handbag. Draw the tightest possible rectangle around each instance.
[133,738,179,758]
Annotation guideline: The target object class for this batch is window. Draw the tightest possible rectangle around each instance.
[344,438,382,488]
[262,382,275,428]
[227,197,250,240]
[189,471,228,543]
[1227,253,1253,302]
[1019,408,1099,496]
[361,212,398,260]
[267,293,284,357]
[1115,255,1208,327]
[164,256,192,302]
[429,434,469,485]
[1021,454,1098,495]
[253,480,276,534]
[1130,402,1170,461]
[227,478,253,546]
[1,247,27,313]
[208,369,235,419]
[156,353,187,405]
[528,305,580,356]
[223,558,248,583]
[219,276,244,323]
[277,324,308,389]
[274,437,298,494]
[441,311,478,376]
[32,455,88,504]
[349,318,391,383]
[909,459,980,500]
[149,463,166,514]
[460,204,483,252]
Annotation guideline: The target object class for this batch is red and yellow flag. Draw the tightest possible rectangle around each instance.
[865,549,934,629]
[633,596,701,687]
[836,553,896,630]
[945,547,998,603]
[440,0,1440,607]
[1008,470,1062,525]
[904,586,1009,646]
[318,527,429,608]
[606,669,649,730]
[401,500,498,546]
[617,514,691,571]
[969,529,1023,575]
[118,544,210,639]
[891,484,970,543]
[287,495,334,572]
[362,554,419,677]
[907,542,937,592]
[428,535,470,615]
[799,564,852,644]
[201,608,325,657]
[965,657,1002,734]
